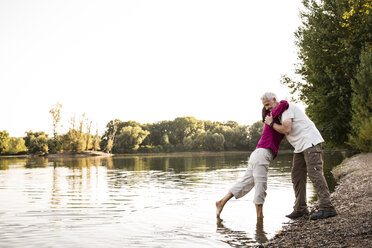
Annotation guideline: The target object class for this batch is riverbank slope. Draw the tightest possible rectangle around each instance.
[263,153,372,248]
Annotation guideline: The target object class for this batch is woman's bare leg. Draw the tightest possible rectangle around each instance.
[255,204,264,218]
[216,192,234,218]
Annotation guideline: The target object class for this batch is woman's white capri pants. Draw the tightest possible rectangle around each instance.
[230,148,273,205]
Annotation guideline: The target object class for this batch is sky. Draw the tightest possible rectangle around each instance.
[0,0,305,137]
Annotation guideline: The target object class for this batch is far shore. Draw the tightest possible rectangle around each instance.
[0,151,112,159]
[0,149,353,159]
[0,150,251,159]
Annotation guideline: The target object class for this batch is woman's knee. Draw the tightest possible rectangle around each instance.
[254,190,267,205]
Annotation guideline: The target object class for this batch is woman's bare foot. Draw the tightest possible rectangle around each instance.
[216,192,233,218]
[216,200,224,218]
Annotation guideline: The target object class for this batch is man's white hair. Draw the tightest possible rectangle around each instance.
[261,92,277,100]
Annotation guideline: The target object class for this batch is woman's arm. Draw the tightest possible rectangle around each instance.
[265,115,292,135]
[271,100,289,118]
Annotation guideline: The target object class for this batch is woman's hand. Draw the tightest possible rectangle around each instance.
[265,115,273,126]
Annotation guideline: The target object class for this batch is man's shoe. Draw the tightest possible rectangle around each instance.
[310,209,337,220]
[285,210,309,219]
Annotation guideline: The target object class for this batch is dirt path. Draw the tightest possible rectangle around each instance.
[262,153,372,248]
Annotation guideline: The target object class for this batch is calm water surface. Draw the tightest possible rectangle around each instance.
[0,151,348,247]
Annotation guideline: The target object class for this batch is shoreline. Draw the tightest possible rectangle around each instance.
[0,149,350,159]
[0,151,113,159]
[262,153,372,248]
[0,149,332,159]
[0,150,253,159]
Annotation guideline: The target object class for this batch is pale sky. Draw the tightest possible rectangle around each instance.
[0,0,304,137]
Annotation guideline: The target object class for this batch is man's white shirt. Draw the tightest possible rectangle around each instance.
[281,103,324,153]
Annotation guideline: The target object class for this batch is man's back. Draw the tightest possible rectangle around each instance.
[281,103,324,153]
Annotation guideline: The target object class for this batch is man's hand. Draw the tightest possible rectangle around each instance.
[265,115,273,126]
[265,115,293,135]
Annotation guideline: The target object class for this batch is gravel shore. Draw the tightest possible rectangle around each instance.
[262,153,372,248]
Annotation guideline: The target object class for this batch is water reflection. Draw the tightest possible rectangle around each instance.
[216,218,254,247]
[216,218,268,247]
[255,218,269,244]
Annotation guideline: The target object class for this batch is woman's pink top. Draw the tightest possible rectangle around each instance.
[256,100,289,157]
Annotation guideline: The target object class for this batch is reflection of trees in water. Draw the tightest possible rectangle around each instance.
[269,153,293,173]
[98,154,252,188]
[25,157,49,168]
[0,157,29,170]
[104,153,249,172]
[322,151,352,192]
[49,157,103,168]
[216,218,268,247]
[48,158,104,209]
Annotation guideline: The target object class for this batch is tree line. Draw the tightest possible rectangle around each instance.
[0,103,101,155]
[282,0,371,151]
[0,104,294,155]
[98,117,288,154]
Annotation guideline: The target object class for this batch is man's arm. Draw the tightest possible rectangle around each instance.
[264,115,292,135]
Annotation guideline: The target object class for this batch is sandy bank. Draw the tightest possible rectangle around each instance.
[262,153,372,248]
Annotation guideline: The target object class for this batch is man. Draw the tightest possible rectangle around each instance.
[262,92,337,220]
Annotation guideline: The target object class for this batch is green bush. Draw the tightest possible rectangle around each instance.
[4,137,27,155]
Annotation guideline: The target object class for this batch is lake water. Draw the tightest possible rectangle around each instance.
[0,151,348,247]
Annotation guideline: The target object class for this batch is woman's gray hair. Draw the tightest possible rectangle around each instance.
[261,92,277,100]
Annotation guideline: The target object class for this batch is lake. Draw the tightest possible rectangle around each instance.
[0,151,348,247]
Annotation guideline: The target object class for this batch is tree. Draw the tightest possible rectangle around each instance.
[282,0,372,147]
[49,102,62,139]
[100,119,122,151]
[247,121,264,151]
[213,125,249,150]
[48,102,63,153]
[105,120,119,153]
[183,136,194,151]
[92,129,101,151]
[191,129,208,150]
[348,46,372,151]
[64,114,87,153]
[232,126,250,150]
[100,120,142,151]
[24,131,49,154]
[0,130,9,154]
[204,133,225,151]
[204,120,222,132]
[4,137,28,154]
[85,119,92,151]
[114,126,150,153]
[48,136,63,154]
[24,131,45,148]
[143,121,172,147]
[224,121,239,128]
[168,117,204,145]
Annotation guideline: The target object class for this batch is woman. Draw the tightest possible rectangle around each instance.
[216,95,288,219]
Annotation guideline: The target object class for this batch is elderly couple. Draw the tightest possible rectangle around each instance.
[216,92,337,221]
